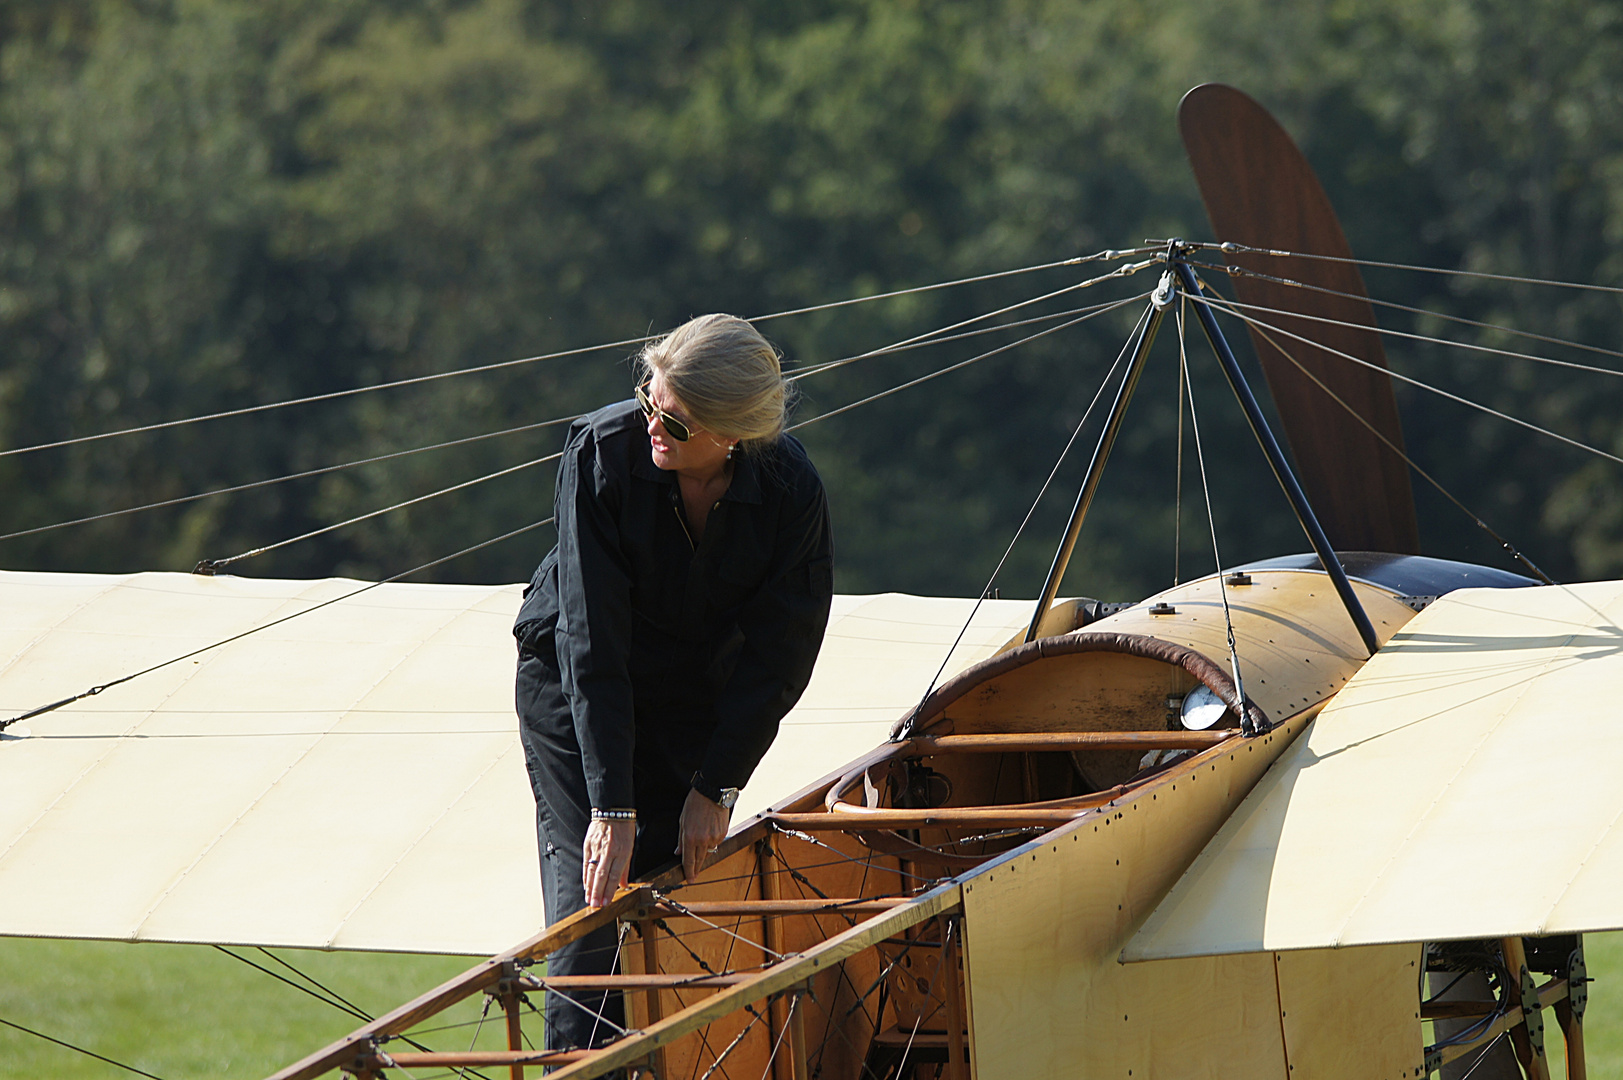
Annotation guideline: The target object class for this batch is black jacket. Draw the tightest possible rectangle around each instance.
[514,400,834,809]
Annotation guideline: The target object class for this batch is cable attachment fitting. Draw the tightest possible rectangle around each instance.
[1151,270,1177,310]
[192,558,223,576]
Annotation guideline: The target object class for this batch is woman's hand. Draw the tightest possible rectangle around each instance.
[679,787,733,881]
[582,817,636,907]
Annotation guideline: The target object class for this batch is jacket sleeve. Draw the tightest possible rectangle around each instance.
[553,427,638,809]
[700,471,835,792]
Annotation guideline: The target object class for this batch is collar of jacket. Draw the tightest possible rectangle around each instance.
[628,430,765,505]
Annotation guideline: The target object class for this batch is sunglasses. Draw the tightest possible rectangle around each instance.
[635,382,693,442]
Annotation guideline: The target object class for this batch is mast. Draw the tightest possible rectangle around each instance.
[1026,245,1380,659]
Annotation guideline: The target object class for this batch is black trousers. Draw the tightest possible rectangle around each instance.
[515,647,689,1051]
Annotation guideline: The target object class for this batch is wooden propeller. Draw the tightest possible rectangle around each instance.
[1178,83,1420,554]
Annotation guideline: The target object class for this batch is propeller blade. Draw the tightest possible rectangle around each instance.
[1178,83,1419,554]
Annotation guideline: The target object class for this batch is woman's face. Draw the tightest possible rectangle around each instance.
[645,371,734,477]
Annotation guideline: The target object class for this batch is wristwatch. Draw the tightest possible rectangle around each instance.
[691,770,741,810]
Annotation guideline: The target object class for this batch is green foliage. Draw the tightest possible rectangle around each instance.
[3,0,1623,598]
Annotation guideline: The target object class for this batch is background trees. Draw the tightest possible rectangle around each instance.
[4,0,1623,600]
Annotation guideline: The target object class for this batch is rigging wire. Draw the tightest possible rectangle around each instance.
[0,291,1138,549]
[0,249,1153,462]
[1230,302,1556,584]
[2,517,553,730]
[898,302,1151,732]
[789,292,1149,433]
[1183,257,1623,373]
[183,288,1144,574]
[0,339,644,462]
[1182,261,1623,382]
[788,294,1148,382]
[0,416,579,546]
[1189,292,1623,469]
[1177,239,1623,298]
[785,257,1159,385]
[194,451,563,573]
[254,947,380,1027]
[1173,335,1186,587]
[1176,298,1248,716]
[213,946,370,1022]
[753,247,1157,325]
[0,1015,170,1080]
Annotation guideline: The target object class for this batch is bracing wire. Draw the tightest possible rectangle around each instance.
[1187,292,1623,469]
[0,339,645,461]
[1230,303,1556,584]
[195,451,563,573]
[788,294,1147,382]
[786,257,1159,385]
[789,292,1150,433]
[1184,257,1623,372]
[0,1015,169,1080]
[1,249,1154,461]
[1178,239,1623,298]
[1176,298,1248,715]
[0,416,578,545]
[2,516,553,729]
[899,301,1152,733]
[1,291,1139,548]
[1183,265,1623,382]
[754,248,1156,325]
[187,288,1144,573]
[213,946,370,1022]
[214,947,498,1079]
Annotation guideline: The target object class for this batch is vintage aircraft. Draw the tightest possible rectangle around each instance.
[2,86,1617,1080]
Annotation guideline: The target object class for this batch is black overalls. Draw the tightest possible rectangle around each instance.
[513,400,834,1050]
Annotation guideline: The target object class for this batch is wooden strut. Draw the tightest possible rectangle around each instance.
[938,915,969,1080]
[1430,974,1571,1071]
[1026,291,1170,644]
[1503,937,1552,1080]
[538,882,965,1080]
[498,960,525,1080]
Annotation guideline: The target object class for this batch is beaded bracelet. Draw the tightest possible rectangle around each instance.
[591,808,637,821]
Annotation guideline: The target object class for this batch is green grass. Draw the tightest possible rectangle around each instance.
[0,938,515,1079]
[3,933,1621,1078]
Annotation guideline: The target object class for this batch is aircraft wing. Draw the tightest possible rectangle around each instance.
[0,570,1034,956]
[1125,578,1623,961]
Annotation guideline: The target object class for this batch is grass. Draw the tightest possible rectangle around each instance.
[2,932,1621,1078]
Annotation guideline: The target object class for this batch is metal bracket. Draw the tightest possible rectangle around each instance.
[1518,963,1546,1058]
[1570,942,1589,1023]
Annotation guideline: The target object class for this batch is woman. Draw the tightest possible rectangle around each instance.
[512,314,834,1050]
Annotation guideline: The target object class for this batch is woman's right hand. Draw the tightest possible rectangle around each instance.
[583,817,636,907]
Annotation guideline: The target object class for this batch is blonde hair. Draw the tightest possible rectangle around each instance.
[637,314,792,454]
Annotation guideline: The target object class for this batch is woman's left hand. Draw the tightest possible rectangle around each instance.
[678,787,732,880]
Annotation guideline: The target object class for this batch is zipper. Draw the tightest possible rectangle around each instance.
[672,497,696,550]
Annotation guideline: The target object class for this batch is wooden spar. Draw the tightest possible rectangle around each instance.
[639,898,910,917]
[541,882,965,1080]
[264,887,654,1080]
[1024,291,1170,645]
[772,808,1083,830]
[358,1051,589,1069]
[1171,256,1380,657]
[904,731,1236,753]
[525,974,756,990]
[1432,977,1572,1070]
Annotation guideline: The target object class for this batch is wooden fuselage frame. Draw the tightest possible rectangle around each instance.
[273,568,1513,1080]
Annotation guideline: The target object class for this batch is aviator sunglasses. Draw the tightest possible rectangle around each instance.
[635,382,693,442]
